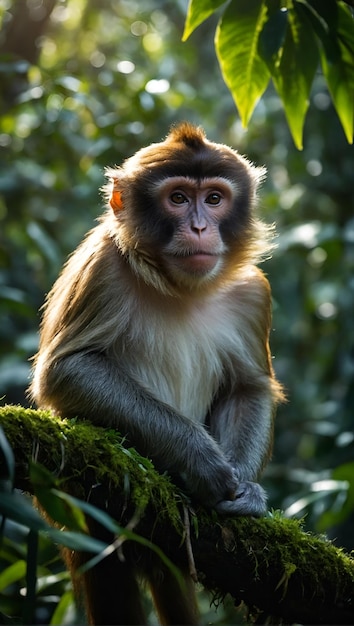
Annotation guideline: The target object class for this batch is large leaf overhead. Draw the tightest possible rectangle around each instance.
[183,0,227,41]
[266,4,319,149]
[215,0,270,128]
[317,2,354,143]
[182,0,354,148]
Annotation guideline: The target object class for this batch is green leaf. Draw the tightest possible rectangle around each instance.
[50,590,75,625]
[30,461,57,488]
[258,4,288,66]
[293,0,353,144]
[0,479,109,554]
[0,491,49,532]
[48,529,108,553]
[31,462,87,532]
[31,463,121,535]
[298,0,341,63]
[0,561,27,591]
[78,525,184,589]
[316,463,354,532]
[269,5,319,149]
[0,426,15,486]
[216,0,270,127]
[23,530,38,626]
[52,490,121,535]
[318,2,354,143]
[305,0,340,30]
[34,487,88,533]
[182,0,227,41]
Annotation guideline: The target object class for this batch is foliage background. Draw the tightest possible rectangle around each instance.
[0,0,353,623]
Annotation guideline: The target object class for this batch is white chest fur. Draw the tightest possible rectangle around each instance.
[111,289,245,423]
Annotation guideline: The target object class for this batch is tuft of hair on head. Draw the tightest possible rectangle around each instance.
[167,122,206,150]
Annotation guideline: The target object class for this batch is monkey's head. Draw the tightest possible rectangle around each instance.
[104,123,272,293]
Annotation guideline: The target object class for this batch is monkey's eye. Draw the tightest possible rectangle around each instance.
[206,192,222,205]
[170,192,188,205]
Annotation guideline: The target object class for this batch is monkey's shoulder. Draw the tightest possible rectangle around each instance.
[220,267,273,339]
[226,265,271,305]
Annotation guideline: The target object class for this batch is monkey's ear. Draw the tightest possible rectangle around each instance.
[109,177,124,214]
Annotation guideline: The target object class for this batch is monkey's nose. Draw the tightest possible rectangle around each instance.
[191,218,207,235]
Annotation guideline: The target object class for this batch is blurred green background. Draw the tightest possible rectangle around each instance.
[0,0,353,621]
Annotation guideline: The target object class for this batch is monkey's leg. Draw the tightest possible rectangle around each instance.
[149,566,199,626]
[66,542,147,625]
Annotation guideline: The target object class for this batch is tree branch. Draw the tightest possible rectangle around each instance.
[1,404,354,624]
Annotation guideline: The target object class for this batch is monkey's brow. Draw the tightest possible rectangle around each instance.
[152,176,238,193]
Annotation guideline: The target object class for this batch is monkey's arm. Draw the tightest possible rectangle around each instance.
[208,273,283,516]
[210,379,275,481]
[208,382,275,516]
[33,350,238,510]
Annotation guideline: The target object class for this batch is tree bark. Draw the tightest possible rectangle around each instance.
[0,0,57,64]
[1,404,354,625]
[0,0,57,109]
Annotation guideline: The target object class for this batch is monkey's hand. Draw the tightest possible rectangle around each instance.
[186,455,266,517]
[214,481,267,517]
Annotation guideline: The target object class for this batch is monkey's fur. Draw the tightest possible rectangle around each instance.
[30,123,283,625]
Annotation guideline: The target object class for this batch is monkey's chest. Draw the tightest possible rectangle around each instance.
[117,310,234,423]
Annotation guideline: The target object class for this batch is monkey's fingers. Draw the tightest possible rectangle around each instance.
[215,481,267,517]
[224,486,237,501]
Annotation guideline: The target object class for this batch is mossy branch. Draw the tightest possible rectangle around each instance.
[1,404,354,624]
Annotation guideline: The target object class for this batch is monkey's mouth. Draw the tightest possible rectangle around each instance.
[171,252,220,274]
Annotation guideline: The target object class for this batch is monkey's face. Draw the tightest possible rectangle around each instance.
[153,176,234,285]
[105,123,267,291]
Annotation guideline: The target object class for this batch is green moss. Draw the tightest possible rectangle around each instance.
[220,512,354,608]
[2,405,354,582]
[1,404,354,622]
[2,404,354,589]
[0,404,184,531]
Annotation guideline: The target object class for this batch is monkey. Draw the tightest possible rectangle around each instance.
[29,122,284,625]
